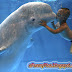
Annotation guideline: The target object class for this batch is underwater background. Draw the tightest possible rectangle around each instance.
[0,0,72,72]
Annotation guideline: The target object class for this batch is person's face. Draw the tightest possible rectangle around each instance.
[56,9,65,21]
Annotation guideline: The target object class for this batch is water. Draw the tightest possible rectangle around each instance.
[0,0,72,72]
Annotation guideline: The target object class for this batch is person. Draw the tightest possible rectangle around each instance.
[40,8,72,53]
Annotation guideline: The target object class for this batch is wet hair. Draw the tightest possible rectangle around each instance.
[61,8,70,11]
[61,8,70,20]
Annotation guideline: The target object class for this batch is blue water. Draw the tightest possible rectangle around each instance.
[0,0,72,72]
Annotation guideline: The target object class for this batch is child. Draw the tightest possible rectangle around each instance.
[40,8,72,53]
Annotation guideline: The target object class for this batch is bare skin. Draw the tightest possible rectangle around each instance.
[40,9,72,53]
[40,20,72,40]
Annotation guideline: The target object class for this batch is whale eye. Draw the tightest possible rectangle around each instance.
[32,18,35,21]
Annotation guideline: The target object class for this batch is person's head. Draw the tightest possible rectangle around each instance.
[56,8,70,22]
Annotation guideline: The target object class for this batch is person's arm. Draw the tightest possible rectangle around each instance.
[40,20,67,34]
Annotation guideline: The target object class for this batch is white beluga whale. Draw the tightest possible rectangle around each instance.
[0,2,56,72]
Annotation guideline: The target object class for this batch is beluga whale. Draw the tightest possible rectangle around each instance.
[0,2,56,72]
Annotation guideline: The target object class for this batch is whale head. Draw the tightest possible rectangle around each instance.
[16,2,56,34]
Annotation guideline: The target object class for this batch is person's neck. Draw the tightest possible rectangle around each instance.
[59,20,66,25]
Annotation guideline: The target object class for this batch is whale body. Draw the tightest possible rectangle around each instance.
[0,2,56,72]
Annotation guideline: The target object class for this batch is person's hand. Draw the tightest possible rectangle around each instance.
[51,21,54,25]
[51,21,55,27]
[39,20,47,27]
[51,21,56,29]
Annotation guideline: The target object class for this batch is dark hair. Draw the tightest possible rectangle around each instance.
[61,8,70,11]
